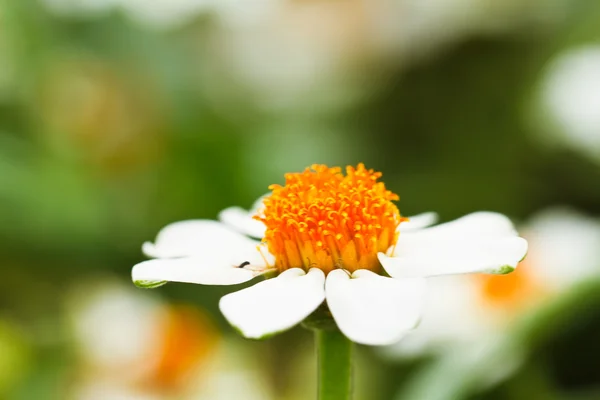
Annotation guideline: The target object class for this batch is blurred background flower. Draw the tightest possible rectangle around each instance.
[536,45,600,163]
[1,0,600,399]
[387,208,600,399]
[385,208,600,358]
[66,279,275,400]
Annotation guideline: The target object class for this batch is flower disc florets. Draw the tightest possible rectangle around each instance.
[256,164,405,274]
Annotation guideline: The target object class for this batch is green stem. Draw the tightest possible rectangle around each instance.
[316,328,353,400]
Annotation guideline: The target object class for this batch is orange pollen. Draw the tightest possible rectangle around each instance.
[255,164,406,274]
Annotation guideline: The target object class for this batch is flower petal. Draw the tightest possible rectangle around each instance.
[379,236,528,278]
[399,212,439,232]
[218,194,269,238]
[381,212,526,277]
[219,268,325,339]
[142,220,272,265]
[132,258,256,287]
[249,193,269,214]
[408,212,518,239]
[326,269,426,346]
[218,207,266,238]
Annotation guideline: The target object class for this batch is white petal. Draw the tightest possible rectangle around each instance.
[132,258,256,287]
[382,212,526,277]
[218,207,266,238]
[249,193,269,215]
[406,212,518,239]
[326,269,426,346]
[218,194,270,238]
[143,220,272,265]
[219,268,325,339]
[379,236,528,278]
[399,212,439,232]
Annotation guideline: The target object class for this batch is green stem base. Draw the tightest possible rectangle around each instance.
[316,328,353,400]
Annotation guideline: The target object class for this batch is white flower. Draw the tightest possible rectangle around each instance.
[68,282,165,379]
[68,279,222,392]
[538,45,600,163]
[525,207,600,288]
[132,164,527,346]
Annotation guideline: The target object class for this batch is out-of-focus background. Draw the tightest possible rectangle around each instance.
[1,0,600,399]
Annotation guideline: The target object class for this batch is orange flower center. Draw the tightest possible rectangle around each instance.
[256,164,405,274]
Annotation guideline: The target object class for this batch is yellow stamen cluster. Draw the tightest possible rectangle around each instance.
[256,164,405,274]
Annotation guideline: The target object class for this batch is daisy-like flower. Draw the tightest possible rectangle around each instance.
[132,164,528,345]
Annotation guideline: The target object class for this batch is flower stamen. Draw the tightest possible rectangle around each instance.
[256,164,406,274]
[256,245,272,269]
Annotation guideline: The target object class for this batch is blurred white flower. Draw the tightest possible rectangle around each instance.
[385,275,492,357]
[525,208,600,288]
[386,207,600,358]
[67,280,221,398]
[199,0,566,113]
[133,164,527,346]
[69,282,164,380]
[200,0,376,113]
[539,45,600,161]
